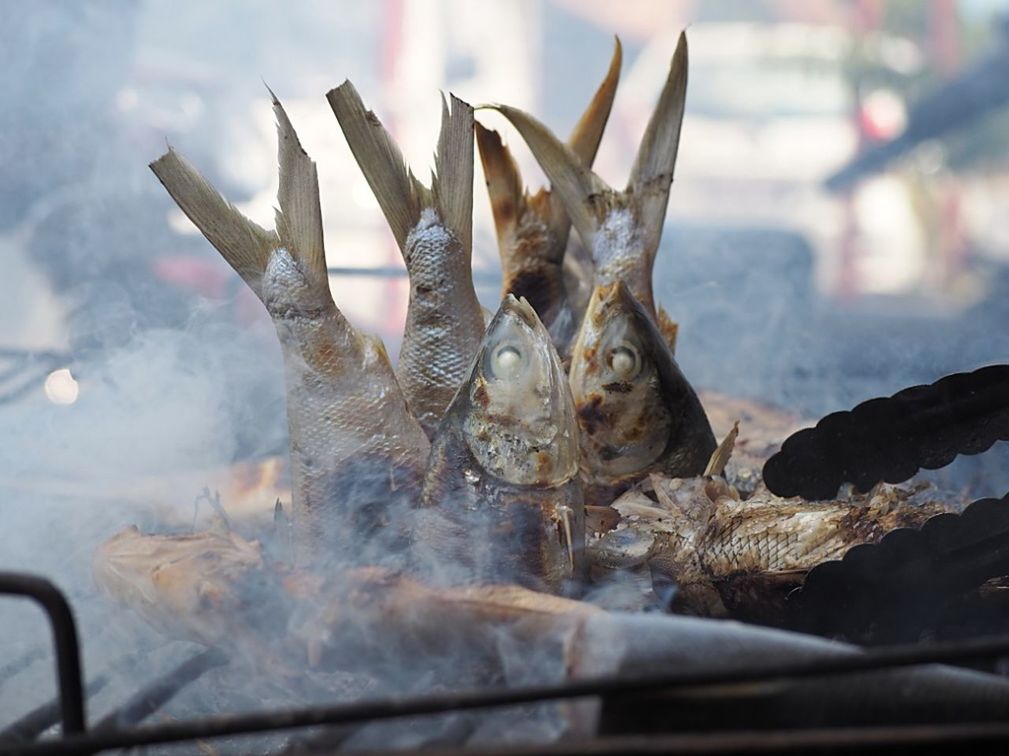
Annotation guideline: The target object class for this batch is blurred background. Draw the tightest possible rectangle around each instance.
[2,0,1009,497]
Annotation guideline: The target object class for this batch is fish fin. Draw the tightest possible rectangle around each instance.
[657,306,679,354]
[703,420,739,478]
[327,80,428,250]
[150,149,279,298]
[627,31,688,249]
[432,93,475,255]
[271,93,329,285]
[567,35,622,167]
[475,121,527,251]
[489,103,614,260]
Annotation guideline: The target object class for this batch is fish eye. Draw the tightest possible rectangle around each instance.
[608,344,641,379]
[489,344,524,380]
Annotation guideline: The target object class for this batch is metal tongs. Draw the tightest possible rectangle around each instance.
[762,365,1009,642]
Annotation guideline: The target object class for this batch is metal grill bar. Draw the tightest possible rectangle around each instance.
[92,649,227,732]
[11,631,1009,755]
[0,573,86,736]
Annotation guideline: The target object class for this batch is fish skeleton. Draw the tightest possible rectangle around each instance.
[475,38,621,356]
[591,475,953,621]
[489,32,689,341]
[328,82,484,437]
[570,280,715,505]
[150,94,430,566]
[416,295,584,593]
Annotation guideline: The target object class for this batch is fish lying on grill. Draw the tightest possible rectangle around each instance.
[570,281,715,506]
[590,474,955,623]
[475,38,621,355]
[151,95,430,565]
[489,32,689,344]
[415,295,585,593]
[328,83,484,438]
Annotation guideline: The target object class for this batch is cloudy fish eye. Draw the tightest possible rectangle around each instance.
[489,344,524,380]
[608,344,641,379]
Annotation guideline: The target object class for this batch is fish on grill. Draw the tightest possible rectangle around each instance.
[415,295,585,593]
[590,474,954,622]
[328,82,484,438]
[488,32,690,350]
[150,94,430,566]
[569,281,715,506]
[475,37,621,355]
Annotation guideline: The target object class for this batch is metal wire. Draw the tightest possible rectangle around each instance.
[11,631,1009,755]
[0,573,86,737]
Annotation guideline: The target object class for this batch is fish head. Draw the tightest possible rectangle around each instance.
[569,281,682,481]
[461,295,578,486]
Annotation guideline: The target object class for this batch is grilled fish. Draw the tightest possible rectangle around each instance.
[416,295,584,593]
[475,38,621,355]
[151,95,430,565]
[489,32,689,327]
[591,475,953,621]
[570,281,714,505]
[328,83,484,437]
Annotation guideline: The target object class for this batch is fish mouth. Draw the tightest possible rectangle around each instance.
[497,294,541,328]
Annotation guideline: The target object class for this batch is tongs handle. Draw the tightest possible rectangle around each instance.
[788,491,1009,642]
[763,365,1009,501]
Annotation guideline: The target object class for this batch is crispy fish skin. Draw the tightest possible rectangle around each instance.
[592,476,954,619]
[150,96,429,565]
[328,83,484,436]
[490,32,689,322]
[476,38,621,354]
[417,296,585,593]
[570,281,714,506]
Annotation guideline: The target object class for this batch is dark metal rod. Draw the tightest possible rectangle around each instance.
[0,573,86,736]
[0,648,46,683]
[358,723,1009,755]
[14,632,1009,755]
[0,676,108,744]
[92,650,227,732]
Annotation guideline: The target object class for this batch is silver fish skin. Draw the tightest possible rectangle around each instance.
[569,281,714,506]
[490,32,689,325]
[150,94,430,566]
[328,82,484,437]
[475,38,621,356]
[416,295,585,594]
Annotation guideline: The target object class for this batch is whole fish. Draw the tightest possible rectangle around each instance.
[416,295,584,593]
[328,83,484,437]
[489,32,690,345]
[150,95,430,566]
[570,280,715,505]
[475,38,621,355]
[590,476,953,621]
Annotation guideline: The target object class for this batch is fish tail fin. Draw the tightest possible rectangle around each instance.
[150,150,278,300]
[567,35,622,168]
[431,93,475,255]
[488,103,613,266]
[271,91,330,288]
[327,80,428,252]
[474,121,526,257]
[627,30,688,251]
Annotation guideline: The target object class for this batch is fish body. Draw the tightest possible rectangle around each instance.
[417,296,584,593]
[151,96,429,565]
[570,281,715,505]
[476,38,621,355]
[328,83,484,436]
